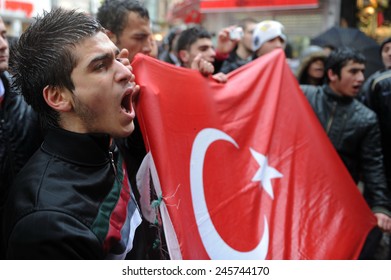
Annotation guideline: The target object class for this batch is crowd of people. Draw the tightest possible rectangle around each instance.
[1,0,391,260]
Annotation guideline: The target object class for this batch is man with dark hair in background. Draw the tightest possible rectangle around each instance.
[97,0,154,62]
[361,37,391,259]
[220,17,257,74]
[301,47,391,259]
[176,25,228,82]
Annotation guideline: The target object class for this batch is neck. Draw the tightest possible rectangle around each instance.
[236,44,252,60]
[307,76,323,86]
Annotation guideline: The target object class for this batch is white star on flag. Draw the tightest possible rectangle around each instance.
[250,148,283,199]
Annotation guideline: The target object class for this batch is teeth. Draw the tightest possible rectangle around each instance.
[121,105,130,113]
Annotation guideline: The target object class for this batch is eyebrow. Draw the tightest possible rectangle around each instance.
[87,48,120,68]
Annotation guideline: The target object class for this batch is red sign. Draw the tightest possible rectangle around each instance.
[2,0,34,17]
[167,0,201,23]
[200,0,318,11]
[131,50,375,259]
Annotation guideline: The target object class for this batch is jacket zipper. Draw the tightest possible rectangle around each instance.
[108,151,117,177]
[326,101,337,134]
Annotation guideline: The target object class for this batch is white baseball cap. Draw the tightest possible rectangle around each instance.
[252,20,287,52]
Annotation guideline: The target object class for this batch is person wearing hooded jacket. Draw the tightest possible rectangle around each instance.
[360,37,391,104]
[296,45,327,86]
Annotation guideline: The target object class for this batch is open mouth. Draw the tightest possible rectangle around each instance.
[121,93,132,113]
[352,85,361,93]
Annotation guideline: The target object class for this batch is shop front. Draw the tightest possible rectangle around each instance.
[167,0,338,59]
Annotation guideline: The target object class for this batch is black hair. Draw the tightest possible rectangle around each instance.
[237,17,257,31]
[324,47,366,83]
[176,25,212,53]
[10,8,104,129]
[97,0,149,38]
[380,37,391,54]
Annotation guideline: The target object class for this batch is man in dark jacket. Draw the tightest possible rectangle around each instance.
[361,37,391,259]
[3,8,143,259]
[0,16,43,259]
[220,17,257,74]
[360,37,391,104]
[362,38,391,189]
[300,47,391,258]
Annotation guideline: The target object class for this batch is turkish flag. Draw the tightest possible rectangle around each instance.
[131,49,376,260]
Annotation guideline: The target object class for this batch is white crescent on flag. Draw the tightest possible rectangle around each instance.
[190,128,270,259]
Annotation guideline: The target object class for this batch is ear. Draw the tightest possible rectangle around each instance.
[43,85,73,112]
[178,50,190,65]
[105,29,118,45]
[327,69,337,82]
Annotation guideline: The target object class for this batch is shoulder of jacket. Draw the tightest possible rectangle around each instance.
[300,85,322,96]
[352,99,377,122]
[371,70,391,91]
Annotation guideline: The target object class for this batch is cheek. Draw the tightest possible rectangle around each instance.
[74,80,109,105]
[342,78,353,89]
[118,36,136,52]
[203,50,213,58]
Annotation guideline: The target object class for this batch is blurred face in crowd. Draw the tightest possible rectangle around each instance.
[50,31,136,138]
[328,60,365,98]
[308,59,325,80]
[256,36,285,57]
[180,38,216,68]
[0,18,9,72]
[381,41,391,69]
[241,22,257,53]
[109,11,153,62]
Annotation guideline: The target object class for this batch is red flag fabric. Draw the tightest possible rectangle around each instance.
[131,50,376,260]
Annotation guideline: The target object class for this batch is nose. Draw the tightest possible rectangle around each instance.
[275,40,284,49]
[357,71,365,82]
[0,36,8,50]
[210,47,216,56]
[208,47,216,61]
[115,60,133,83]
[142,45,152,55]
[142,38,153,55]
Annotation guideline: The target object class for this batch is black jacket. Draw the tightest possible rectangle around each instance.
[363,70,391,188]
[0,72,43,258]
[220,50,252,74]
[3,129,142,259]
[0,72,42,194]
[301,84,391,214]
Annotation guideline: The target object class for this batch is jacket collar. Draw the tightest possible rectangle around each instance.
[323,84,353,104]
[42,128,112,166]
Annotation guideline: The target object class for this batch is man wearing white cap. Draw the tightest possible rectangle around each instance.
[252,20,287,58]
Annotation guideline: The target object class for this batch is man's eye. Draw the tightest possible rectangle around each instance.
[94,63,106,70]
[134,35,147,41]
